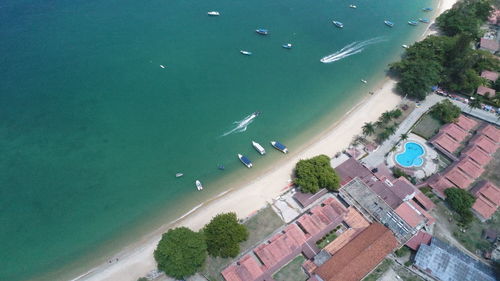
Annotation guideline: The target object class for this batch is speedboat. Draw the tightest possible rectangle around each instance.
[422,7,433,11]
[175,173,183,178]
[240,50,252,55]
[349,4,357,8]
[361,79,368,83]
[252,141,266,155]
[282,43,292,49]
[195,180,203,191]
[402,44,409,49]
[238,154,253,168]
[408,20,418,26]
[419,18,430,23]
[271,141,288,153]
[207,11,220,16]
[384,20,394,27]
[160,65,166,69]
[256,29,269,35]
[332,21,344,28]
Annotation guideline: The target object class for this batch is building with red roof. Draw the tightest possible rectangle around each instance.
[406,230,432,251]
[440,123,469,142]
[480,38,499,53]
[456,157,485,179]
[395,202,425,228]
[431,133,461,153]
[471,181,500,221]
[462,145,493,166]
[313,223,398,281]
[428,176,455,198]
[480,125,500,143]
[455,115,478,131]
[477,86,496,98]
[481,70,499,82]
[444,167,474,189]
[471,135,498,154]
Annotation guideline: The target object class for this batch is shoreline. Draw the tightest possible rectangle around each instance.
[70,0,458,280]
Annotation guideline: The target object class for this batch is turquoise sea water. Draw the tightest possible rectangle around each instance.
[0,0,433,279]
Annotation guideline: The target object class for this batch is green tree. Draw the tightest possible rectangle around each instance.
[444,188,476,224]
[294,155,341,193]
[436,0,493,38]
[203,213,249,258]
[429,100,461,123]
[381,111,393,123]
[384,125,397,136]
[154,227,207,279]
[468,96,482,112]
[390,109,403,119]
[400,133,409,141]
[362,122,375,136]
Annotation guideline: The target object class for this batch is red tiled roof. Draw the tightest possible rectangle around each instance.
[456,157,485,179]
[428,177,455,198]
[473,181,500,206]
[481,125,500,143]
[391,177,417,201]
[444,167,474,189]
[406,230,432,251]
[472,197,498,220]
[471,135,498,154]
[455,115,478,131]
[432,133,461,153]
[395,202,424,228]
[409,201,436,226]
[369,181,403,209]
[480,38,499,52]
[481,70,499,82]
[462,145,492,166]
[441,123,468,142]
[413,191,435,211]
[335,157,374,185]
[477,86,496,97]
[221,254,265,281]
[314,223,398,281]
[297,198,347,236]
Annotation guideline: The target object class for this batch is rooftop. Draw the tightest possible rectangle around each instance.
[480,70,499,82]
[406,230,432,251]
[314,223,398,281]
[471,135,497,154]
[395,202,424,228]
[414,237,496,281]
[480,38,499,52]
[480,125,500,143]
[456,157,485,179]
[477,85,496,97]
[428,176,454,198]
[432,133,461,153]
[471,181,500,221]
[455,115,478,132]
[441,123,469,142]
[444,166,474,189]
[335,157,374,185]
[462,145,492,166]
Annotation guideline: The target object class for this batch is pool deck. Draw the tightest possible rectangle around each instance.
[387,134,438,179]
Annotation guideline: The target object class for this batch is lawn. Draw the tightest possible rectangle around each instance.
[452,211,500,254]
[362,259,394,281]
[201,205,285,281]
[272,255,307,281]
[479,149,500,187]
[411,113,442,140]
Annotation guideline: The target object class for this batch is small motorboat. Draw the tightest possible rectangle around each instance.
[271,141,288,153]
[419,18,430,23]
[256,28,269,35]
[422,7,433,11]
[207,11,220,16]
[218,164,225,170]
[384,20,394,27]
[252,141,266,155]
[402,44,409,49]
[332,21,344,28]
[408,20,418,26]
[238,154,253,168]
[195,180,203,191]
[282,43,292,49]
[160,65,166,68]
[175,173,184,178]
[349,4,357,8]
[240,50,252,55]
[361,79,368,83]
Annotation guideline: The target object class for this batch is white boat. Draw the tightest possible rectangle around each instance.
[402,44,409,49]
[160,65,166,68]
[207,11,220,16]
[361,79,367,83]
[195,180,203,190]
[240,50,252,55]
[349,4,357,8]
[271,141,288,153]
[175,173,183,178]
[252,141,266,155]
[238,154,253,168]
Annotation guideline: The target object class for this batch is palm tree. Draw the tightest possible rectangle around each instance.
[375,120,385,128]
[400,133,409,141]
[381,111,392,123]
[385,125,397,136]
[468,96,482,112]
[362,122,375,136]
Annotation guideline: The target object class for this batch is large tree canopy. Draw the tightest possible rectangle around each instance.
[203,212,248,258]
[436,0,493,38]
[444,188,476,224]
[429,100,461,123]
[154,227,207,279]
[294,155,340,193]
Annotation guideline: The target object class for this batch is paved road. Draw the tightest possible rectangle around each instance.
[362,94,445,168]
[449,99,500,126]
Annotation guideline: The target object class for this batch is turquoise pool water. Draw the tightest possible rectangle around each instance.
[395,142,425,168]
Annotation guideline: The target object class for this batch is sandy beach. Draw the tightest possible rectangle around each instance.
[73,0,458,280]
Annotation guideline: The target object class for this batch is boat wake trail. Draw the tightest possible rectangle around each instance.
[320,37,386,63]
[221,112,259,137]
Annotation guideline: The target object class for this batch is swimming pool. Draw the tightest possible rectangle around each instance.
[395,142,425,168]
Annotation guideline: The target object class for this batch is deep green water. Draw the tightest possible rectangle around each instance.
[0,0,433,279]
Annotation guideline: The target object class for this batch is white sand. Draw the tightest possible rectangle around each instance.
[74,0,458,279]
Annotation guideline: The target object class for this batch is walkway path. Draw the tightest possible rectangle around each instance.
[362,94,445,168]
[448,99,500,126]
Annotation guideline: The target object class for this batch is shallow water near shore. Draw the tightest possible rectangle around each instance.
[0,0,433,279]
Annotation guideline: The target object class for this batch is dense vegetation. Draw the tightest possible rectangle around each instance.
[390,0,500,100]
[154,227,207,279]
[294,155,341,193]
[362,109,403,143]
[444,188,476,225]
[429,100,461,123]
[203,212,249,258]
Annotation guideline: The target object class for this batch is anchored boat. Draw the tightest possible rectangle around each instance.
[349,4,357,8]
[419,18,430,23]
[238,154,253,168]
[175,173,183,178]
[282,43,292,49]
[195,180,203,191]
[271,141,288,153]
[332,21,344,28]
[256,29,269,35]
[402,44,409,49]
[252,141,266,155]
[408,20,418,26]
[422,7,433,11]
[207,11,220,16]
[384,20,394,27]
[240,50,252,55]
